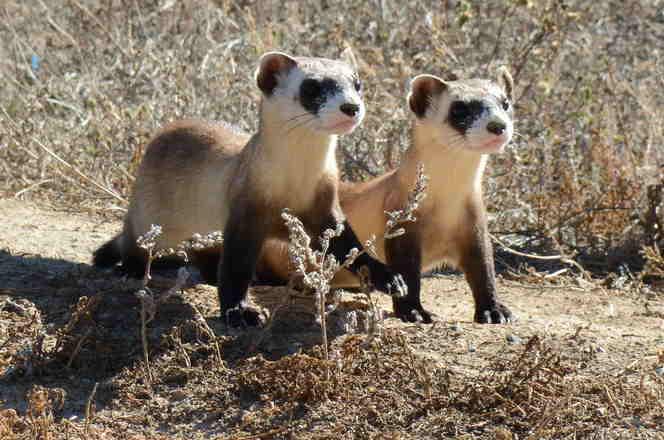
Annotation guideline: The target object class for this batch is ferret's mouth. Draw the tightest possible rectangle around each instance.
[325,119,360,134]
[475,136,510,153]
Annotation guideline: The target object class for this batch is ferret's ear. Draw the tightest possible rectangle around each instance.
[255,51,298,96]
[496,66,514,102]
[407,74,447,118]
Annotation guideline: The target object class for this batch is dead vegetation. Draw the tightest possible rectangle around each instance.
[2,321,663,438]
[237,332,664,438]
[1,0,664,438]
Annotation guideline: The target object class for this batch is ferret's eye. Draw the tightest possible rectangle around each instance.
[502,99,510,111]
[353,78,362,92]
[449,101,469,119]
[300,79,322,100]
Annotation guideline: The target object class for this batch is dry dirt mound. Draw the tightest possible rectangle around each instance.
[1,200,663,439]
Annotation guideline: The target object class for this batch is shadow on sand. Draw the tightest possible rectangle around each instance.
[0,249,366,417]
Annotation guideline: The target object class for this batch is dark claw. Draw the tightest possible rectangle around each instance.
[367,264,409,298]
[387,274,408,298]
[224,305,264,328]
[393,298,434,324]
[416,308,433,324]
[474,302,514,324]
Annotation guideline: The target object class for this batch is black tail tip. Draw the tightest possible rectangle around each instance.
[93,237,121,268]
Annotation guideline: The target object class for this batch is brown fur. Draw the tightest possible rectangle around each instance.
[94,53,405,326]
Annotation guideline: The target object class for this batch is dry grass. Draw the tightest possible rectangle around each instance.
[1,0,662,277]
[236,332,664,439]
[3,314,663,439]
[1,0,664,439]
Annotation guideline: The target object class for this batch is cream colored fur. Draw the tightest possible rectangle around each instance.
[259,74,513,287]
[127,54,363,251]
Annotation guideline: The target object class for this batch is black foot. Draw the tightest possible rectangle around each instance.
[474,302,514,324]
[197,267,219,286]
[370,268,408,298]
[387,274,408,298]
[113,263,145,279]
[392,298,434,324]
[223,305,265,328]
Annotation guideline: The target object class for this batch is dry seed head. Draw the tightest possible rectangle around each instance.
[177,231,224,252]
[281,209,346,295]
[135,289,157,323]
[343,247,361,267]
[153,247,188,261]
[384,163,428,239]
[138,227,224,262]
[136,224,162,252]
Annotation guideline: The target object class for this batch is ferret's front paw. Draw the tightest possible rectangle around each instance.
[387,273,408,298]
[392,296,434,324]
[224,305,265,328]
[474,302,514,324]
[369,267,408,298]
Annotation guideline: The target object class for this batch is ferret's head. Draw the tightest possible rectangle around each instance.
[408,68,514,154]
[255,51,365,136]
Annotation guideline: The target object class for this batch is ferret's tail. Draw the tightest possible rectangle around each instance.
[93,234,123,268]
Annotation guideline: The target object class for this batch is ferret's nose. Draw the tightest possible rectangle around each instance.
[340,103,360,117]
[487,120,506,135]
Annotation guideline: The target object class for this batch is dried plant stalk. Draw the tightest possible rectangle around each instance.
[279,163,429,367]
[133,225,223,388]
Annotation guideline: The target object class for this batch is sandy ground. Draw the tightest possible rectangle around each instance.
[1,198,663,439]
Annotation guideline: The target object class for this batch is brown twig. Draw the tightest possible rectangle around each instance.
[84,382,98,436]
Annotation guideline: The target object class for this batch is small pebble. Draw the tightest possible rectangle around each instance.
[595,345,606,353]
[172,390,187,400]
[655,366,664,376]
[494,427,513,440]
[450,323,462,332]
[506,334,522,344]
[467,344,476,353]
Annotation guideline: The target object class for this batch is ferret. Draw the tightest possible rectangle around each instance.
[93,52,405,326]
[256,68,515,324]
